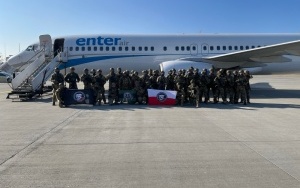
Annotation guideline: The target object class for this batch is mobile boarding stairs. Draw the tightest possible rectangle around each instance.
[7,35,66,100]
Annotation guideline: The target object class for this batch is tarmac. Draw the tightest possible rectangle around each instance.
[0,74,300,188]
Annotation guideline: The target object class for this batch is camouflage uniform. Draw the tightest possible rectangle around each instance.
[56,84,67,108]
[245,70,253,103]
[106,68,118,105]
[208,69,217,103]
[64,67,80,89]
[214,71,227,103]
[226,70,235,104]
[50,68,64,106]
[150,70,159,89]
[236,71,247,105]
[94,70,106,105]
[157,71,166,90]
[174,70,186,106]
[199,71,209,103]
[80,68,93,90]
[188,80,200,107]
[166,71,175,90]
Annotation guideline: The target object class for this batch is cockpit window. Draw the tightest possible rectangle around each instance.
[26,46,34,51]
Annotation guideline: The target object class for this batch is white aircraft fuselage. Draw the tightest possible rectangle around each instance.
[5,33,300,75]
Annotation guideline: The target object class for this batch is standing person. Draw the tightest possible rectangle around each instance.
[245,70,253,103]
[94,69,107,105]
[236,70,247,105]
[188,79,200,108]
[208,68,217,103]
[214,70,227,104]
[157,71,166,90]
[166,70,175,90]
[226,70,235,104]
[50,67,64,106]
[64,67,80,89]
[106,68,118,105]
[81,68,93,90]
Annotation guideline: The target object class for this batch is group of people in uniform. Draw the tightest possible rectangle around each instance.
[50,66,252,108]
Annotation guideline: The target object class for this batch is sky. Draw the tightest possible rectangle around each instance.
[1,0,300,58]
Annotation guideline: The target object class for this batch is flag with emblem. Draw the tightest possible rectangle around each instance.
[147,89,177,105]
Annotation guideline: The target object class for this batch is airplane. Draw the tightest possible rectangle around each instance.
[2,33,300,75]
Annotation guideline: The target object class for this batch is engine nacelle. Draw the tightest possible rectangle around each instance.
[159,60,212,72]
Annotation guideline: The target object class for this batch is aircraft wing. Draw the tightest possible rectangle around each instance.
[181,40,300,68]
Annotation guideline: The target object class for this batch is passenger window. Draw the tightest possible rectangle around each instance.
[229,46,232,50]
[186,46,190,51]
[223,46,226,50]
[246,46,249,50]
[203,46,207,51]
[88,47,91,51]
[106,47,109,51]
[112,47,115,51]
[163,46,167,51]
[257,45,261,48]
[145,47,148,51]
[139,46,142,51]
[217,46,220,50]
[132,46,135,51]
[251,46,255,49]
[100,47,103,51]
[234,46,238,50]
[151,46,154,51]
[81,47,85,51]
[76,47,79,51]
[175,46,179,51]
[125,46,129,51]
[210,46,214,51]
[94,47,97,51]
[240,46,244,50]
[119,46,122,51]
[69,47,73,51]
[181,46,185,51]
[192,46,196,51]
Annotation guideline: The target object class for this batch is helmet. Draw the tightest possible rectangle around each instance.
[91,69,96,73]
[226,70,231,74]
[70,67,75,70]
[55,67,59,72]
[97,69,102,73]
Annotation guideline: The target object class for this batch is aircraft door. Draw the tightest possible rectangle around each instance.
[190,44,198,56]
[201,43,209,56]
[39,35,52,57]
[53,38,65,57]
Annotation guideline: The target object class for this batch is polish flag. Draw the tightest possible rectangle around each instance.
[147,89,177,105]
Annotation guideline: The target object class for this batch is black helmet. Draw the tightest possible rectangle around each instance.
[55,67,59,71]
[70,67,75,70]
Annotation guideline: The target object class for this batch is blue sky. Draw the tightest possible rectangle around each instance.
[1,0,300,57]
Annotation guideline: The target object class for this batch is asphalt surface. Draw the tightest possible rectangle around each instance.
[0,75,300,188]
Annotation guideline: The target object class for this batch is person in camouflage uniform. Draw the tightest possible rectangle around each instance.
[214,70,227,104]
[64,67,80,89]
[245,70,253,103]
[106,68,118,105]
[150,70,159,89]
[94,69,107,105]
[80,68,93,90]
[166,70,175,90]
[157,71,167,90]
[51,67,64,106]
[208,68,217,103]
[199,70,209,103]
[226,70,235,104]
[235,70,247,105]
[232,70,239,104]
[174,70,186,106]
[188,79,200,108]
[56,83,67,108]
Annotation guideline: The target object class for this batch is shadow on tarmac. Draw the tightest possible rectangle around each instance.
[12,83,300,110]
